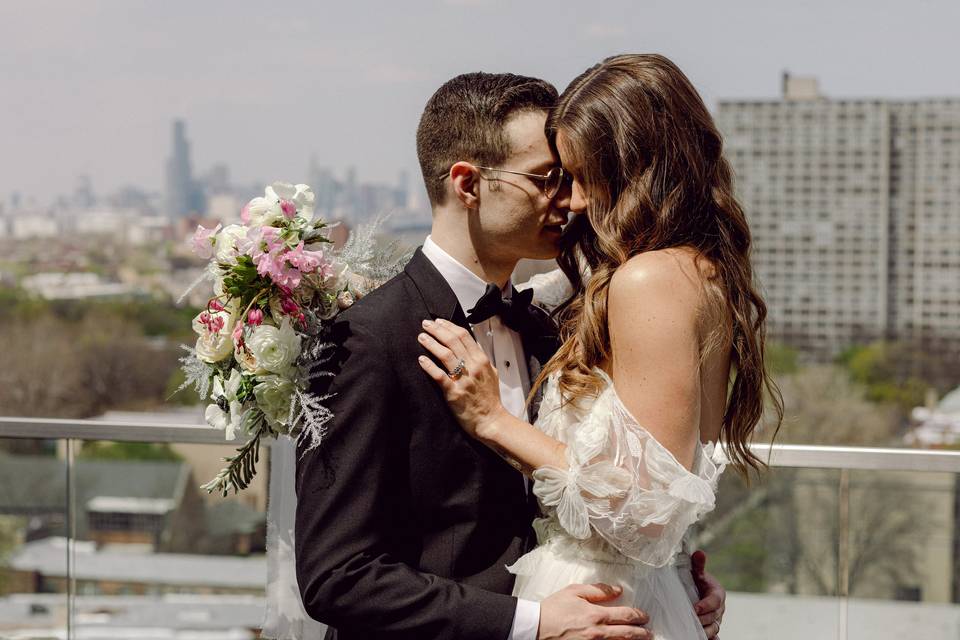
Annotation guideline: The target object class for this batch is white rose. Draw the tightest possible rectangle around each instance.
[214,224,248,263]
[253,374,296,433]
[234,343,268,375]
[192,306,238,363]
[246,318,301,376]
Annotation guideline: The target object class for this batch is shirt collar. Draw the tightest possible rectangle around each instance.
[421,236,510,317]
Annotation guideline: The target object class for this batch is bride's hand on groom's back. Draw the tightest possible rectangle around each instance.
[538,583,652,640]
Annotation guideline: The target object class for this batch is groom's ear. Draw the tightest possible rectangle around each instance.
[449,161,481,210]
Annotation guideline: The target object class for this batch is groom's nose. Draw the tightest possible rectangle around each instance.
[551,184,572,211]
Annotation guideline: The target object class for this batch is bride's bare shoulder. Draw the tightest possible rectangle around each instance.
[610,247,712,306]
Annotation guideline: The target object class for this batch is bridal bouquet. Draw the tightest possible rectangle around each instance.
[174,181,404,496]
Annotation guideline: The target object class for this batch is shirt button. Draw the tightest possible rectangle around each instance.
[505,360,511,367]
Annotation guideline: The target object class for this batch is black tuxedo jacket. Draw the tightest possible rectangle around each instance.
[295,248,560,640]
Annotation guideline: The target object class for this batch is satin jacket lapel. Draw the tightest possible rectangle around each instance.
[404,247,474,334]
[520,304,560,422]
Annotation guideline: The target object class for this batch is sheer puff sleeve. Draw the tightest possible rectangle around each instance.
[531,371,726,567]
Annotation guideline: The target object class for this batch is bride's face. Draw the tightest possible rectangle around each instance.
[555,130,589,215]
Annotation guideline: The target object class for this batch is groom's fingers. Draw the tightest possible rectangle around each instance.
[698,608,720,626]
[571,582,621,602]
[600,606,651,626]
[695,589,723,616]
[595,625,653,639]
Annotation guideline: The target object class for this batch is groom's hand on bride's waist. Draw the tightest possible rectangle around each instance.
[691,550,726,640]
[538,583,652,640]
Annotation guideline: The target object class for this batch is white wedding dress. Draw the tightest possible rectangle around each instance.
[509,366,726,640]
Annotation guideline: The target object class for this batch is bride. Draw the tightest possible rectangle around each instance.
[417,54,782,640]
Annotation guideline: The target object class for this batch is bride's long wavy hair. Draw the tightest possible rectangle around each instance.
[537,54,782,474]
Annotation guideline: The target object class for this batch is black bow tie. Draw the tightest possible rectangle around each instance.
[465,283,536,333]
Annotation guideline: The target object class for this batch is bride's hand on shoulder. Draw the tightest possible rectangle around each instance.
[416,318,508,440]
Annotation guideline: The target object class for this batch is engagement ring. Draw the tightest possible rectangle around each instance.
[448,359,466,380]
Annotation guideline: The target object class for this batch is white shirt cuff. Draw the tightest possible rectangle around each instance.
[509,598,540,640]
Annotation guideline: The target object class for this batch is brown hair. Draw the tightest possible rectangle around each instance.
[540,54,782,475]
[416,72,558,206]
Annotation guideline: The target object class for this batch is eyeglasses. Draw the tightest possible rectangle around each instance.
[438,164,572,199]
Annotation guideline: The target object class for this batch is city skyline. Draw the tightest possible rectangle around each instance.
[2,0,959,204]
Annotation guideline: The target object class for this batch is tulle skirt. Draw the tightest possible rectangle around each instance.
[509,541,707,640]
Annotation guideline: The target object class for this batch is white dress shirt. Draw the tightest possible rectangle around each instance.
[421,236,541,640]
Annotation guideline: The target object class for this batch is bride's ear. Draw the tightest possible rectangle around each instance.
[450,161,481,210]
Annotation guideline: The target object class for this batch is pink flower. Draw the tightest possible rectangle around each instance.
[232,320,245,345]
[198,311,225,334]
[280,199,297,219]
[247,308,264,325]
[238,226,282,261]
[190,224,221,259]
[256,252,302,289]
[280,297,299,316]
[285,242,331,275]
[208,298,226,312]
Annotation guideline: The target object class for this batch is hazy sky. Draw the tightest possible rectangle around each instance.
[3,0,959,206]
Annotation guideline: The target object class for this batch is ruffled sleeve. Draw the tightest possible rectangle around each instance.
[531,377,725,567]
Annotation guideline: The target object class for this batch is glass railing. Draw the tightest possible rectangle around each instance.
[2,417,959,640]
[697,444,960,640]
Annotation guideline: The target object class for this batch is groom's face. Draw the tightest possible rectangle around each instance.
[475,109,570,263]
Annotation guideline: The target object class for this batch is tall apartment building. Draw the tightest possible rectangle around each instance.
[716,75,960,362]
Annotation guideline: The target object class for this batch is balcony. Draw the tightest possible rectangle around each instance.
[1,416,959,639]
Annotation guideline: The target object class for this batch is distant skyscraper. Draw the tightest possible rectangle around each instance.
[165,120,205,217]
[73,174,95,208]
[716,75,960,360]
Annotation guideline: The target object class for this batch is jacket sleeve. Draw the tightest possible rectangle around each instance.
[295,315,519,640]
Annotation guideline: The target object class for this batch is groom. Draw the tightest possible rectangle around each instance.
[296,72,726,640]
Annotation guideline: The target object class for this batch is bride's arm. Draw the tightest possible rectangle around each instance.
[416,318,568,477]
[605,249,706,470]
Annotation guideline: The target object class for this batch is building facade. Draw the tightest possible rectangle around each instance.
[716,76,960,362]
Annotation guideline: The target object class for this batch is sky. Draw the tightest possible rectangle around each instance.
[2,0,959,206]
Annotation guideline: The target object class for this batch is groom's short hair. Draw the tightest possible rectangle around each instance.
[417,72,557,206]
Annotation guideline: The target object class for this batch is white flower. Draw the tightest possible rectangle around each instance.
[192,305,239,364]
[205,401,244,441]
[235,341,268,375]
[208,369,246,440]
[254,374,296,433]
[267,182,315,220]
[292,184,315,220]
[246,317,301,376]
[214,224,248,263]
[244,185,284,226]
